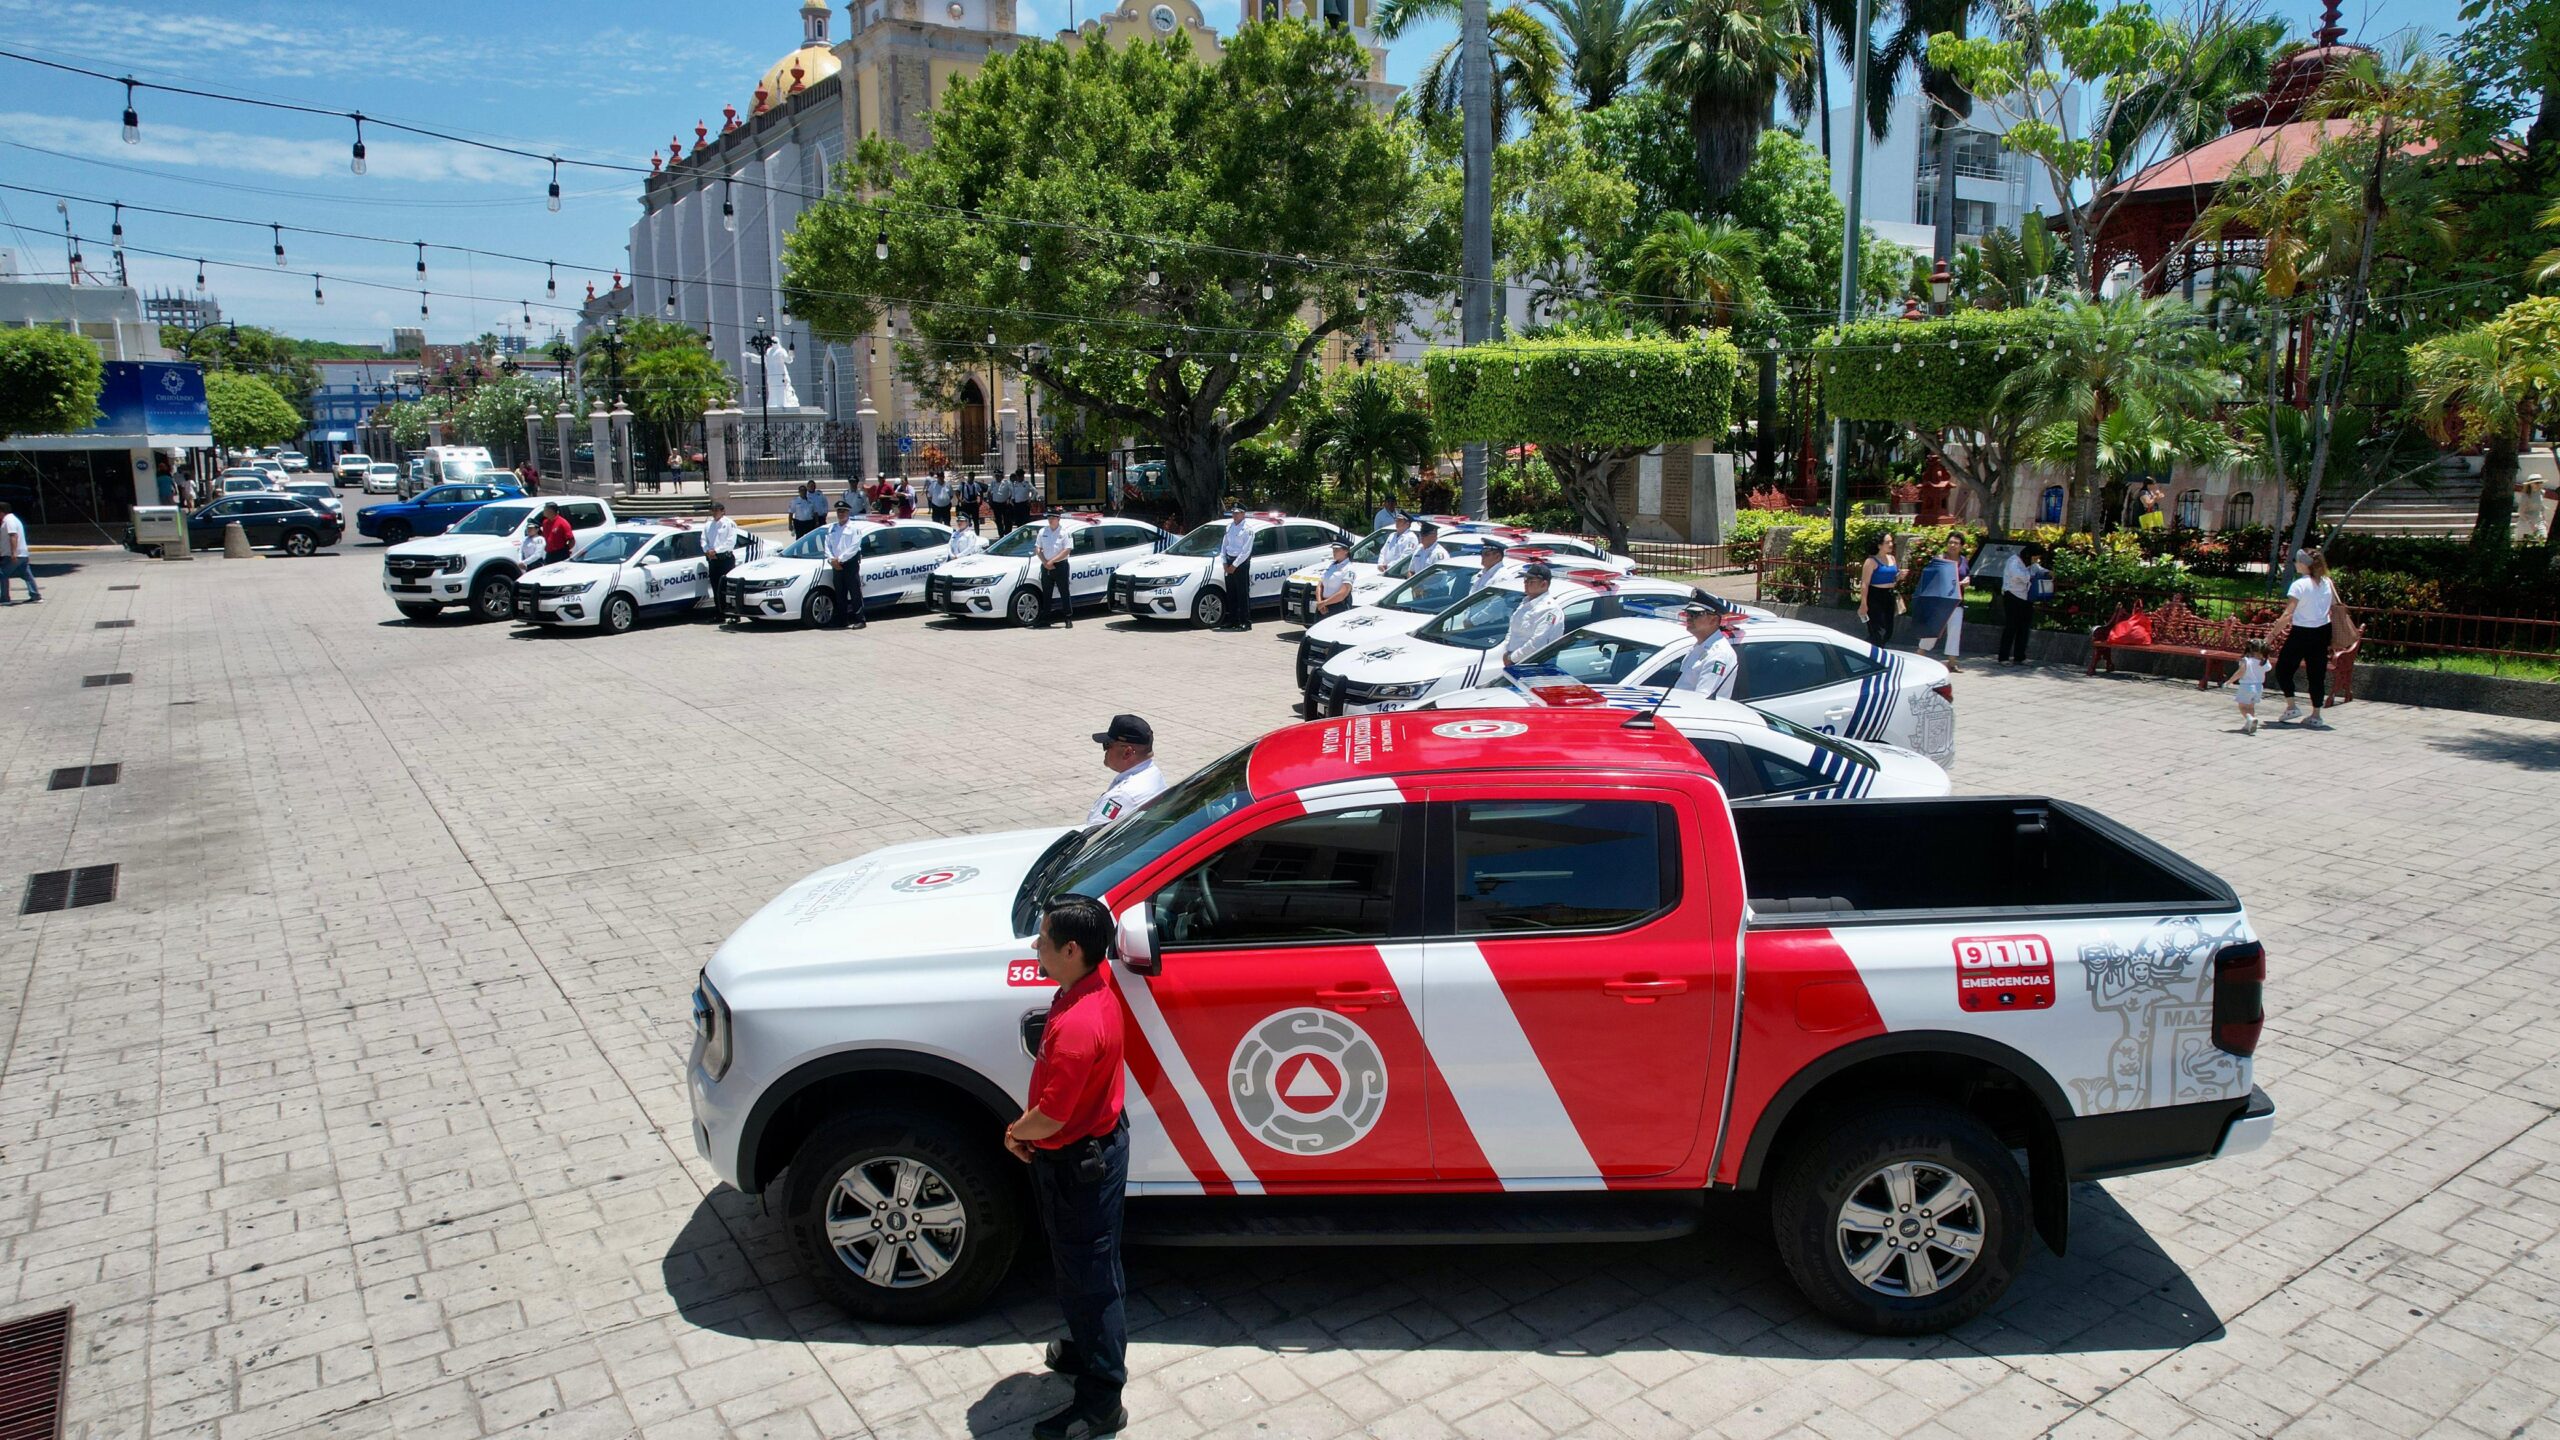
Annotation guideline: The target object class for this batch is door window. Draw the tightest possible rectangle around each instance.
[1099,525,1152,551]
[1684,737,1759,796]
[1745,747,1828,797]
[1152,806,1408,949]
[563,503,606,528]
[659,530,705,561]
[205,499,250,518]
[1250,526,1285,556]
[1831,646,1886,681]
[1535,630,1660,683]
[1069,527,1105,555]
[1446,800,1677,935]
[1733,641,1836,700]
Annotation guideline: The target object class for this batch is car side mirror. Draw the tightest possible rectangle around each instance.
[1113,905,1159,977]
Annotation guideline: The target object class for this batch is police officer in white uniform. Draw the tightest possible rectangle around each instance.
[1086,715,1165,828]
[1313,538,1356,619]
[702,502,741,622]
[1503,560,1568,665]
[821,501,867,629]
[1376,512,1420,577]
[926,472,954,527]
[946,521,984,561]
[1217,505,1255,631]
[1467,538,1509,594]
[1671,600,1740,697]
[1036,510,1075,627]
[1407,521,1451,577]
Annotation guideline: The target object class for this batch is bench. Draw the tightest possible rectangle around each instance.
[2087,596,2359,703]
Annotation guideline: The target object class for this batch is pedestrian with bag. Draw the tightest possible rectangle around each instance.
[701,502,741,622]
[1036,509,1075,627]
[2270,546,2352,730]
[1910,535,1970,672]
[1006,894,1131,1440]
[821,501,867,629]
[1997,543,2050,665]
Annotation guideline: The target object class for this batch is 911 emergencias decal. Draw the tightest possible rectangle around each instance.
[1953,934,2054,1011]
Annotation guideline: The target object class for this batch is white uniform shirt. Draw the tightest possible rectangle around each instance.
[1467,561,1505,594]
[1409,542,1450,574]
[1219,520,1254,566]
[790,490,821,522]
[1036,524,1072,564]
[946,527,983,559]
[927,478,952,508]
[1377,529,1420,576]
[702,516,738,554]
[518,530,546,567]
[823,521,864,564]
[1674,633,1739,697]
[1504,589,1570,663]
[1317,559,1355,606]
[1086,758,1166,828]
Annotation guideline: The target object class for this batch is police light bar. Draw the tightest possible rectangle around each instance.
[1559,567,1622,589]
[1063,511,1106,522]
[1248,510,1290,522]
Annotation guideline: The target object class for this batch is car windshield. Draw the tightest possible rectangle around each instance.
[1164,522,1233,558]
[780,523,874,560]
[575,532,654,564]
[1348,528,1396,563]
[288,484,332,497]
[371,465,397,475]
[1020,742,1256,930]
[1378,563,1481,614]
[1527,628,1668,684]
[1414,585,1525,649]
[1760,710,1878,771]
[448,504,534,537]
[984,525,1040,558]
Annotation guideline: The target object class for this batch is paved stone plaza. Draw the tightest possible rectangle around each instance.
[2,534,2557,1440]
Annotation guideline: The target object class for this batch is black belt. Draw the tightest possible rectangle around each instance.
[1035,1115,1129,1160]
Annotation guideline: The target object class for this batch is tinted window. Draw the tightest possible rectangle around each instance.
[1250,527,1285,556]
[1283,525,1332,552]
[1834,646,1886,679]
[1099,525,1152,551]
[564,504,606,528]
[1381,565,1476,614]
[1748,747,1827,796]
[1415,586,1524,650]
[1069,527,1104,555]
[1735,642,1836,700]
[205,499,249,517]
[419,487,460,504]
[861,529,896,556]
[1685,737,1758,796]
[1449,800,1675,934]
[1532,630,1661,684]
[659,531,704,561]
[1153,806,1406,948]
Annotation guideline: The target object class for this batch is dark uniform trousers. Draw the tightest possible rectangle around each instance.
[1223,561,1253,630]
[831,558,866,628]
[706,551,736,616]
[1042,559,1073,625]
[1030,1121,1129,1408]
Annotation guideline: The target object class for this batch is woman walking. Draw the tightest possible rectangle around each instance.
[1997,544,2049,665]
[2270,546,2349,730]
[1856,535,1902,647]
[1911,535,1970,671]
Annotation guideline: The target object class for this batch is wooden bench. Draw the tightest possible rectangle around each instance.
[2087,596,2359,703]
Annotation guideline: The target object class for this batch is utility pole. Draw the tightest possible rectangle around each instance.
[1827,0,1873,601]
[1459,0,1494,519]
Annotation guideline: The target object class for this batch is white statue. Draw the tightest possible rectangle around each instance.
[746,340,801,410]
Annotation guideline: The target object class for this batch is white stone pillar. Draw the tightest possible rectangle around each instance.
[589,406,614,493]
[609,403,635,490]
[554,409,576,485]
[997,397,1020,480]
[704,406,739,502]
[522,409,542,476]
[857,400,879,488]
[427,417,446,447]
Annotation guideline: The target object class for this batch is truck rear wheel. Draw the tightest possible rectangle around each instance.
[782,1112,1024,1324]
[1769,1104,2029,1335]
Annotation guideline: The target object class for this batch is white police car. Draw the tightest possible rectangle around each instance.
[1308,567,1706,715]
[515,521,769,632]
[1280,521,1632,623]
[382,496,615,623]
[1431,688,1952,800]
[1440,614,1958,766]
[1107,512,1352,626]
[720,517,954,627]
[925,515,1169,624]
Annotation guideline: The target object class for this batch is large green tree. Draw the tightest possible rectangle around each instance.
[784,22,1448,526]
[1379,0,1662,111]
[1629,211,1763,328]
[1302,363,1436,521]
[204,371,304,451]
[2408,296,2560,548]
[1638,0,1813,204]
[0,326,105,440]
[1397,5,1567,133]
[164,323,319,414]
[1994,293,2232,529]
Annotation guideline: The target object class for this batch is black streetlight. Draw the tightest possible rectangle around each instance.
[594,318,628,408]
[1929,259,1953,317]
[745,313,790,459]
[546,337,575,409]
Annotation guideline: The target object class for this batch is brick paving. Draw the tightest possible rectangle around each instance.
[1,538,2556,1440]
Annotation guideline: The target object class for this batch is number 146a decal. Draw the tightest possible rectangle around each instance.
[1953,934,2054,1012]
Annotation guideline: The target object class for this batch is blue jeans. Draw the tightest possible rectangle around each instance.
[0,557,36,601]
[1029,1121,1129,1406]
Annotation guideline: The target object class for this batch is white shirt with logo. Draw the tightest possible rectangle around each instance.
[823,522,863,563]
[1219,521,1253,566]
[1674,633,1739,697]
[1504,590,1569,663]
[1086,758,1166,828]
[1037,525,1072,564]
[1377,530,1420,576]
[1317,559,1355,605]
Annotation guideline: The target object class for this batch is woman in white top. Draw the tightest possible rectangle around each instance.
[2269,546,2344,729]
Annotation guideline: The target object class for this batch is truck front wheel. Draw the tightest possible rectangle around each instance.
[1769,1104,2030,1335]
[782,1113,1024,1324]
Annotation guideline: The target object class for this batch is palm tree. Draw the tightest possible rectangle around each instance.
[1378,0,1659,111]
[1397,5,1567,135]
[1638,0,1814,204]
[2408,310,2560,548]
[2101,15,2292,165]
[1302,366,1437,522]
[1995,293,2231,528]
[1629,212,1763,328]
[2022,389,2249,499]
[2529,197,2560,289]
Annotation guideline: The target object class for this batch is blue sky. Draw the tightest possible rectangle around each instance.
[0,0,2452,347]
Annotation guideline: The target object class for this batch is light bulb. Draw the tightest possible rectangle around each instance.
[121,80,138,143]
[272,225,286,266]
[722,199,736,232]
[1259,271,1273,301]
[874,232,888,261]
[352,143,366,175]
[1018,244,1032,273]
[547,160,562,213]
[313,276,325,306]
[1146,265,1160,287]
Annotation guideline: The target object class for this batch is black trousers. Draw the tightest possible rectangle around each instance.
[1042,561,1073,624]
[931,504,952,526]
[706,551,736,616]
[1223,563,1252,629]
[1030,1123,1129,1409]
[830,560,865,627]
[1863,585,1898,646]
[1999,593,2034,663]
[2275,621,2332,708]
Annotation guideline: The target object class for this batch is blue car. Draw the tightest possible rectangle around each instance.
[356,481,525,545]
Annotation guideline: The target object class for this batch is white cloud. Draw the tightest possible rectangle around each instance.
[1,113,525,187]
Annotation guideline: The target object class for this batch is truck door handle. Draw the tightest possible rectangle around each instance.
[1604,977,1689,1003]
[1314,985,1398,1012]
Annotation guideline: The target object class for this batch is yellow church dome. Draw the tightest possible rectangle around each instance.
[752,1,841,109]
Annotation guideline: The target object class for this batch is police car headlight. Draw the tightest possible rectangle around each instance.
[740,577,791,592]
[435,556,467,574]
[950,575,999,589]
[1132,574,1180,589]
[1366,681,1432,700]
[562,580,599,595]
[692,974,733,1081]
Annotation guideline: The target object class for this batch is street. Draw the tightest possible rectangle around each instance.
[2,536,2557,1440]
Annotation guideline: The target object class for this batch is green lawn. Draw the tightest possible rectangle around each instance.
[2364,651,2560,683]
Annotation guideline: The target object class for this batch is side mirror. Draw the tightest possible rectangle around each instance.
[1114,905,1159,977]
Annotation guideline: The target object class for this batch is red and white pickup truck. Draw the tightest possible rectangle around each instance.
[688,709,2273,1334]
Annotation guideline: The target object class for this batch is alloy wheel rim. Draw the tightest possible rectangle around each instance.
[1835,1159,1985,1298]
[823,1155,967,1289]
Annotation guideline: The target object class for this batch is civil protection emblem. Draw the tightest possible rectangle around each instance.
[1228,1008,1388,1154]
[890,865,979,893]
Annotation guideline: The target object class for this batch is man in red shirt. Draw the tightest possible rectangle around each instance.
[537,502,575,567]
[1005,895,1129,1439]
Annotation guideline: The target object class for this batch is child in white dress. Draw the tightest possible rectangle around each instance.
[2233,637,2271,734]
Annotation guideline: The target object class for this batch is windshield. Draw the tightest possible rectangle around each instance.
[1527,628,1667,684]
[1378,563,1481,615]
[1414,585,1525,649]
[1018,742,1256,930]
[575,532,654,564]
[1349,528,1396,564]
[781,523,874,560]
[288,484,332,497]
[1761,711,1878,771]
[985,524,1040,558]
[1164,522,1231,558]
[449,504,534,538]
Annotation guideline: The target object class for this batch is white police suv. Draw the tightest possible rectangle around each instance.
[1308,567,1707,715]
[926,515,1169,624]
[1107,512,1352,627]
[382,495,614,623]
[1443,614,1958,767]
[721,517,954,627]
[1279,521,1632,623]
[515,521,768,633]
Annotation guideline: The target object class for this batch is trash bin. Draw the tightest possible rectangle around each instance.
[131,505,190,560]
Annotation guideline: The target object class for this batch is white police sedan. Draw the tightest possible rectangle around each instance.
[1307,568,1706,715]
[1437,614,1958,766]
[720,517,953,627]
[1107,512,1352,627]
[926,515,1169,624]
[1279,521,1632,623]
[515,521,767,633]
[1430,689,1953,801]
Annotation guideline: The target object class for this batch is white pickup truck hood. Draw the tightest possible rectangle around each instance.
[384,531,519,565]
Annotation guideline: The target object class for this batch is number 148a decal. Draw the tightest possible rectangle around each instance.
[1953,934,2054,1012]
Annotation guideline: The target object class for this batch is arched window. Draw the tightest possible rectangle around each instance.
[2224,490,2256,527]
[2175,488,2203,529]
[2039,486,2065,524]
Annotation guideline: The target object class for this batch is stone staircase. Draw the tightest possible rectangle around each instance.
[610,488,714,519]
[2315,462,2482,536]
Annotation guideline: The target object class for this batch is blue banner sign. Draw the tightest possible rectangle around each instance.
[79,361,211,438]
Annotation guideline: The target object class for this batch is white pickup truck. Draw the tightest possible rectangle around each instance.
[381,496,613,622]
[688,708,2273,1336]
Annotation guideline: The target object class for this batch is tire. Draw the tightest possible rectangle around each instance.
[803,588,838,629]
[143,545,164,561]
[469,573,515,623]
[378,521,411,546]
[781,1112,1025,1324]
[1008,587,1045,627]
[601,593,638,634]
[280,529,316,557]
[1193,587,1226,630]
[1768,1103,2031,1336]
[396,601,441,621]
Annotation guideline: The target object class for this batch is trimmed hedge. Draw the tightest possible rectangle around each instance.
[1814,306,2064,429]
[1426,334,1741,448]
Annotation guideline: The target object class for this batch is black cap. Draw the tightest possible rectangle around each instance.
[1331,538,1350,552]
[1093,714,1153,746]
[1520,560,1553,580]
[1681,599,1720,617]
[1418,520,1440,535]
[1480,538,1508,553]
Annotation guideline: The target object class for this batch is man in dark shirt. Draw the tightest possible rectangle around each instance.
[1006,895,1129,1438]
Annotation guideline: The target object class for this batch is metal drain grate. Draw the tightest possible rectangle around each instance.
[79,674,131,688]
[0,1305,70,1439]
[20,866,116,916]
[45,766,119,792]
[107,585,138,591]
[94,620,132,630]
